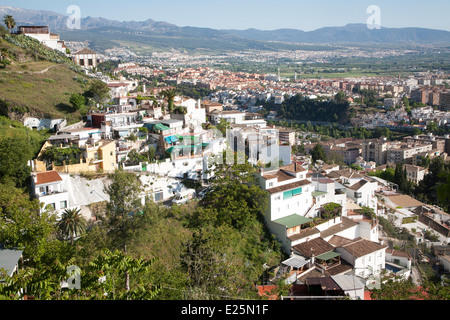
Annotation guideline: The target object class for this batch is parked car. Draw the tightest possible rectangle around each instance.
[172,189,196,205]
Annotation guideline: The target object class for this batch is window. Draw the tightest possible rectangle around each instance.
[354,192,362,199]
[60,200,67,209]
[268,182,274,188]
[154,191,163,202]
[79,59,84,66]
[284,187,302,199]
[88,59,93,66]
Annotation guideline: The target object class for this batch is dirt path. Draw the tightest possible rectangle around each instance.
[0,64,60,74]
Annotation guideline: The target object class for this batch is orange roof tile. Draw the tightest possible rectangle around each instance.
[34,171,62,185]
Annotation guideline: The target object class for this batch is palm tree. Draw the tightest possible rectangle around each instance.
[160,88,178,114]
[57,208,87,245]
[3,15,16,33]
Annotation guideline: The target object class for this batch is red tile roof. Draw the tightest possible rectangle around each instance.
[34,171,62,185]
[266,179,311,194]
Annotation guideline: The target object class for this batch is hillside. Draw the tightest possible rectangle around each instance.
[0,32,90,122]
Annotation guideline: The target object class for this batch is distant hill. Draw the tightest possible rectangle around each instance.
[226,24,450,44]
[1,6,450,54]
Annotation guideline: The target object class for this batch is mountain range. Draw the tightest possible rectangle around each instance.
[2,6,450,53]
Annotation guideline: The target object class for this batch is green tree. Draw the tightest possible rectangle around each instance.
[369,270,422,300]
[57,208,87,245]
[216,118,230,137]
[85,80,111,106]
[0,136,33,188]
[103,170,143,252]
[196,150,268,230]
[335,91,346,103]
[310,143,327,163]
[0,183,58,267]
[85,249,160,299]
[127,149,147,165]
[181,224,248,299]
[143,146,156,163]
[160,88,178,114]
[69,93,87,111]
[3,15,15,33]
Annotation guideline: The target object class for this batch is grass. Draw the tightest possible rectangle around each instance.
[0,64,88,122]
[0,35,90,123]
[0,116,51,157]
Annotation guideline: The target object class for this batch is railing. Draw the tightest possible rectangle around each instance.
[38,190,67,197]
[316,260,341,271]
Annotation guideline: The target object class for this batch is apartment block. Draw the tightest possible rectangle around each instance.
[386,143,433,164]
[362,138,389,166]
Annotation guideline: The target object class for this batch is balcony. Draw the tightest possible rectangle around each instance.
[314,252,342,271]
[37,189,67,198]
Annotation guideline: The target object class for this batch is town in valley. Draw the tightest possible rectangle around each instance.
[0,2,449,303]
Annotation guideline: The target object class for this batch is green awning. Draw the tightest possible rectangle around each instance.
[316,251,341,261]
[273,214,312,229]
[182,135,200,142]
[154,123,170,131]
[312,191,327,197]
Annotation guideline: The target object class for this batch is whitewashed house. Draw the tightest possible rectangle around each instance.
[31,171,70,217]
[257,163,314,253]
[385,249,412,279]
[344,179,378,212]
[333,237,387,279]
[18,26,67,53]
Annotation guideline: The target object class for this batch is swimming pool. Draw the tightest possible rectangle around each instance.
[385,262,403,273]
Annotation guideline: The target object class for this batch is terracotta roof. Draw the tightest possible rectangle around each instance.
[328,235,355,247]
[281,162,307,173]
[288,227,321,242]
[256,285,278,300]
[75,48,96,55]
[319,217,359,239]
[293,237,335,258]
[339,238,387,258]
[347,179,369,191]
[266,179,311,194]
[262,170,296,182]
[34,171,62,185]
[306,277,341,291]
[386,249,411,259]
[386,194,423,208]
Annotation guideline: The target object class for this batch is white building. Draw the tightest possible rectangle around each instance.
[257,163,314,253]
[344,179,378,212]
[333,237,388,279]
[18,26,67,54]
[73,48,98,69]
[31,171,70,217]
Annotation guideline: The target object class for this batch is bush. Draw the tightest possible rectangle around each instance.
[4,34,83,73]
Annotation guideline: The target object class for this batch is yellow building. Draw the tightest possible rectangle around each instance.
[34,139,117,174]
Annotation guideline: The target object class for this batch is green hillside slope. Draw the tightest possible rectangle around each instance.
[0,33,90,122]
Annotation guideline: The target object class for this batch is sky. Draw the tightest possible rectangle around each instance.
[3,0,450,31]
